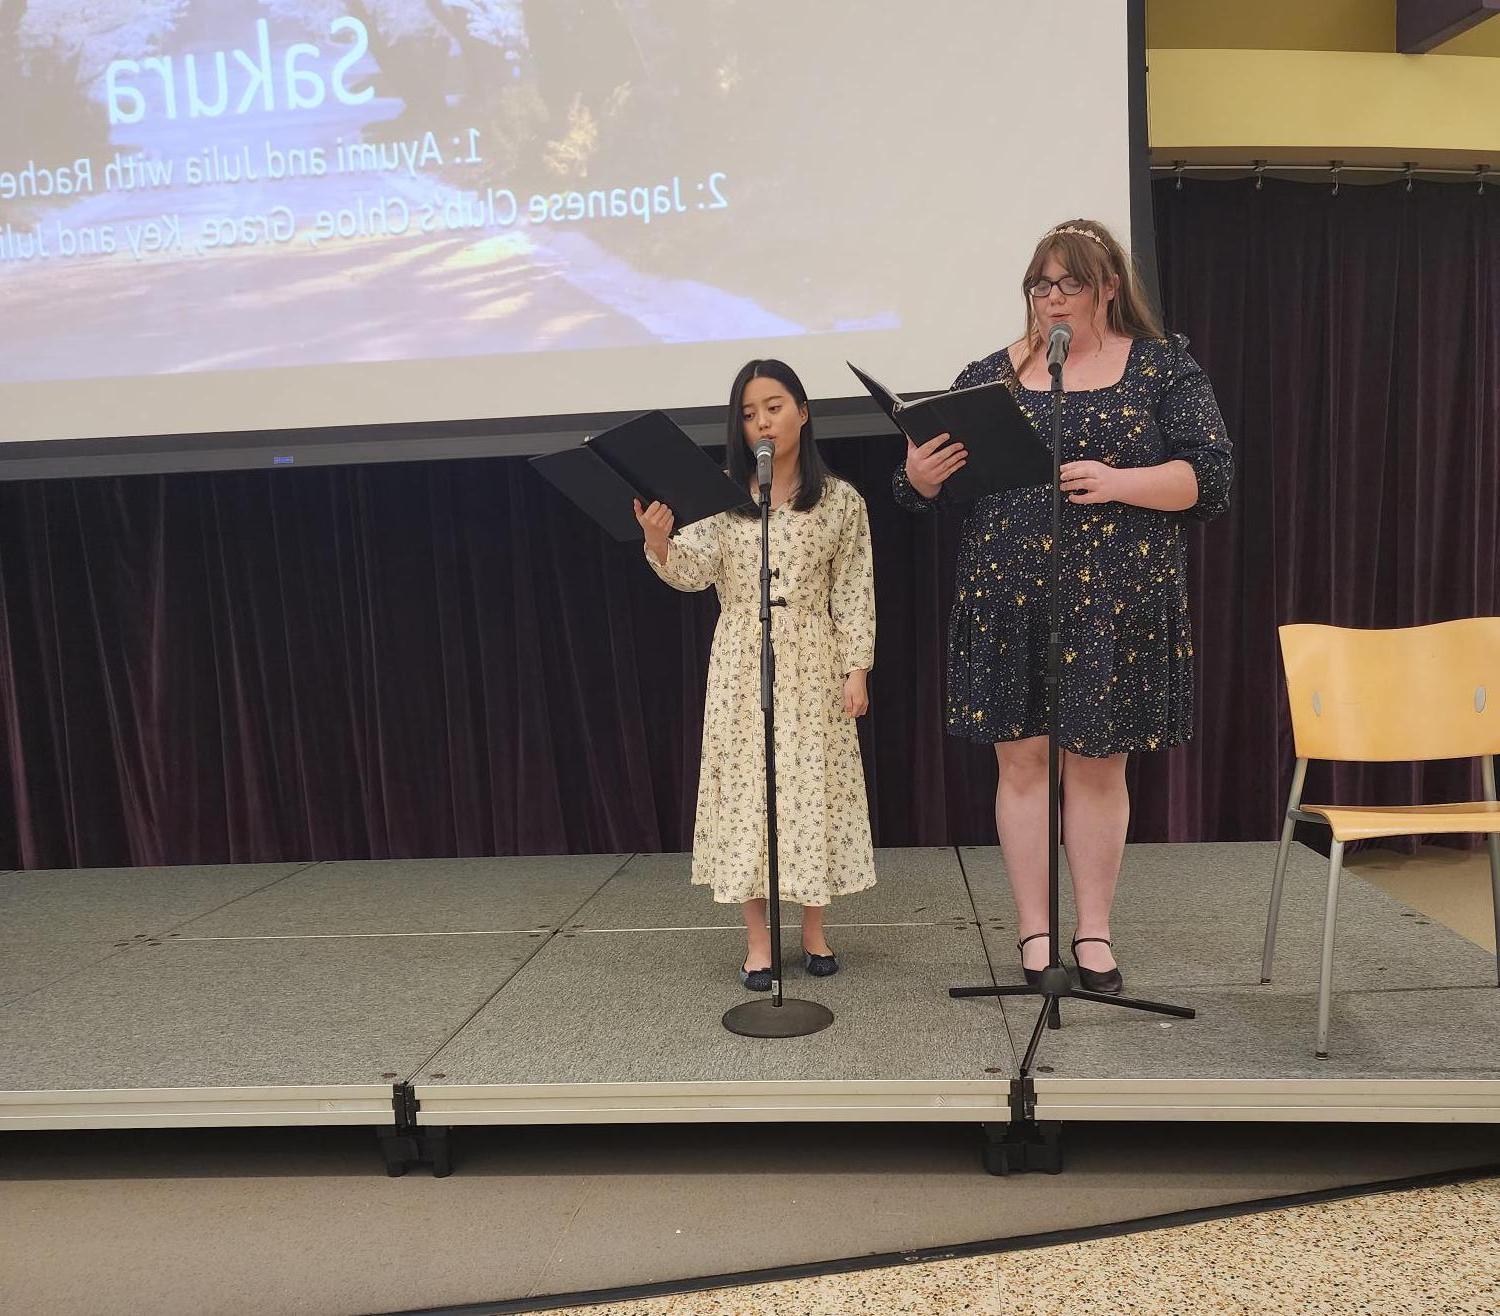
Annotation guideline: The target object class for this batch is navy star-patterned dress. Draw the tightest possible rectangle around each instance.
[893,333,1232,757]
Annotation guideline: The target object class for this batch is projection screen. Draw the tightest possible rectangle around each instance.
[0,0,1143,476]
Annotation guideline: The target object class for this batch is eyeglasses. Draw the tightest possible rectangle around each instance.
[1026,275,1086,298]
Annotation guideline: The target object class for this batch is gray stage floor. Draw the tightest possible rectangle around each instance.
[1,845,1496,1130]
[965,844,1500,1084]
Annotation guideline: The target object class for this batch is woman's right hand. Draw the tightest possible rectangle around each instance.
[634,499,674,563]
[905,434,967,499]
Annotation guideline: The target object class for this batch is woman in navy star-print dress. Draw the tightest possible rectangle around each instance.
[894,218,1232,994]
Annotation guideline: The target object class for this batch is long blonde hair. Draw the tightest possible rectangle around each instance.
[1015,219,1163,376]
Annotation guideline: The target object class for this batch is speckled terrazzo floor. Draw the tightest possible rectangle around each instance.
[543,1175,1500,1316]
[3,1121,1496,1316]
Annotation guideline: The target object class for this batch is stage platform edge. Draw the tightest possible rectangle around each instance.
[410,1078,1012,1126]
[0,1084,396,1130]
[1032,1077,1500,1124]
[2,844,1496,1139]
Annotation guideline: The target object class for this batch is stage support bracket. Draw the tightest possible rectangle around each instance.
[377,1083,452,1178]
[979,1079,1063,1175]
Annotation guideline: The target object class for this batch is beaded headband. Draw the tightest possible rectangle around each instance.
[1047,225,1107,248]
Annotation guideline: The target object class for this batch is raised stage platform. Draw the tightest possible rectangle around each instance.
[2,844,1496,1169]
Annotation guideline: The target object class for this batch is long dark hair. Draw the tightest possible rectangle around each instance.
[724,358,830,517]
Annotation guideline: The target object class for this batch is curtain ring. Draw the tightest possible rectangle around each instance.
[1403,162,1415,193]
[1173,160,1184,191]
[1253,160,1265,191]
[1479,165,1489,196]
[1330,160,1342,197]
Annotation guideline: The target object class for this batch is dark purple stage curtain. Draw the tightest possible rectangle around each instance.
[1,177,1497,868]
[1151,177,1500,848]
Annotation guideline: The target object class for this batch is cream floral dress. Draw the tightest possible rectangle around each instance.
[647,476,877,906]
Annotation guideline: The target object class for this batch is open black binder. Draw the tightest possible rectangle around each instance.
[848,362,1052,501]
[529,410,752,542]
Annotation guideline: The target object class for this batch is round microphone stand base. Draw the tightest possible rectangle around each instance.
[723,997,834,1038]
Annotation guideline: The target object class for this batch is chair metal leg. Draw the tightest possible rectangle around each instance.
[1316,838,1344,1059]
[1262,758,1308,983]
[1483,756,1500,988]
[1487,834,1500,989]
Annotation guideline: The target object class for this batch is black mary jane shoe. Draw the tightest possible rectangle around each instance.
[1071,936,1124,995]
[739,965,773,992]
[1017,931,1049,987]
[803,950,840,977]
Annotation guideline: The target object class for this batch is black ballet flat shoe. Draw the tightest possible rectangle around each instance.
[1017,931,1050,987]
[803,950,840,977]
[1071,937,1123,995]
[739,966,773,992]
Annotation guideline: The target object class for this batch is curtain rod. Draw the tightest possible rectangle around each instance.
[1151,161,1493,193]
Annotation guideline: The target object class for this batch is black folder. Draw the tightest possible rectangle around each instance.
[848,362,1052,502]
[529,410,753,542]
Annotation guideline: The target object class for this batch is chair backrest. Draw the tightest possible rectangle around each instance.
[1279,619,1500,763]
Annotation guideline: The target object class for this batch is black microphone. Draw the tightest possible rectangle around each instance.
[1047,322,1073,373]
[754,436,775,493]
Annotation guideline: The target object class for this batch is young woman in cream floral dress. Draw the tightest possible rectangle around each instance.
[634,359,877,991]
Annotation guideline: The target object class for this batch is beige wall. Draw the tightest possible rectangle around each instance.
[1145,0,1500,164]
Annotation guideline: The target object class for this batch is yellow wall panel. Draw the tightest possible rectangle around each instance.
[1147,49,1500,160]
[1146,0,1393,52]
[1436,21,1500,56]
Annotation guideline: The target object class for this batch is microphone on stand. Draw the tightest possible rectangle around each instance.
[754,436,775,495]
[1046,322,1073,374]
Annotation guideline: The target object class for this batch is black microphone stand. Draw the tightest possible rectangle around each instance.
[723,456,834,1038]
[948,335,1194,1172]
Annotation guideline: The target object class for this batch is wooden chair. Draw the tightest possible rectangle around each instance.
[1262,619,1500,1057]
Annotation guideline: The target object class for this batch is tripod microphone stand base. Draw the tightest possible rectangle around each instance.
[723,996,834,1037]
[952,975,1196,1073]
[951,977,1198,1019]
